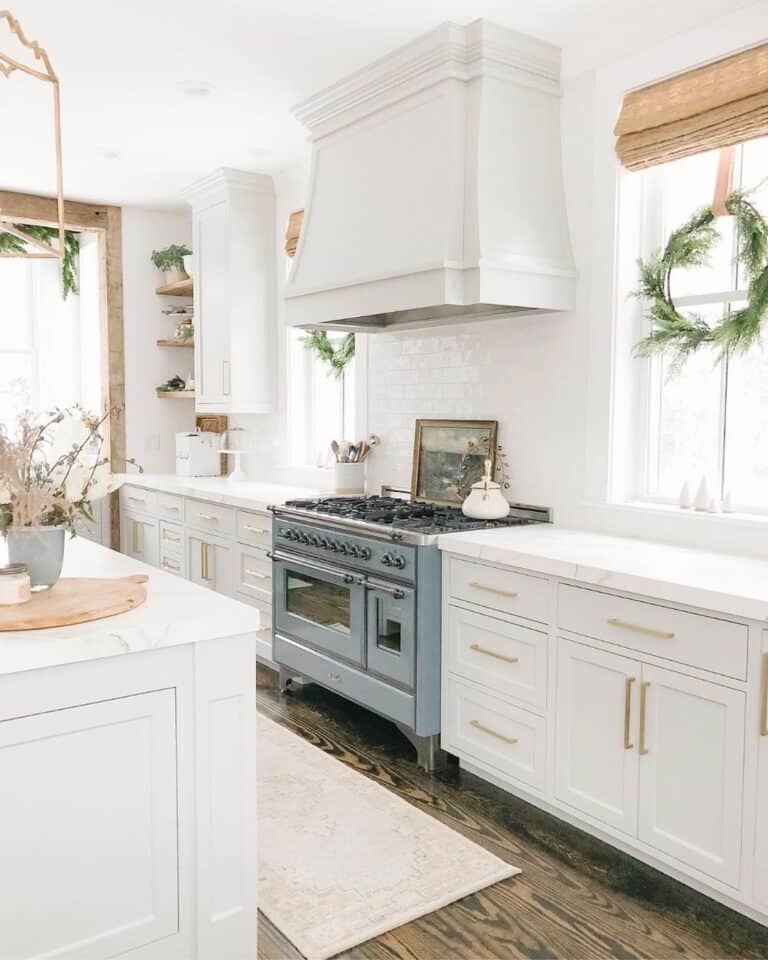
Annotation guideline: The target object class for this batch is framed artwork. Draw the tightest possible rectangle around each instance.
[410,419,499,505]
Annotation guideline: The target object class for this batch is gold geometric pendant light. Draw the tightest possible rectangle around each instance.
[0,9,64,258]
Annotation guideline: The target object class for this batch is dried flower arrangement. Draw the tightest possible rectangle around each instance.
[0,405,138,537]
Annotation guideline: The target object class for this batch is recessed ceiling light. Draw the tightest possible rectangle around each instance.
[183,85,212,97]
[102,151,119,160]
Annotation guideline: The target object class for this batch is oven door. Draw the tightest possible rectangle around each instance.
[365,579,415,689]
[272,550,366,666]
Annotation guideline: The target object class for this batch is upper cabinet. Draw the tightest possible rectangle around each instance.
[184,169,276,414]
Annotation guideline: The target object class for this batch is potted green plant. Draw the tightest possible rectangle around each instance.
[0,406,133,590]
[151,244,192,286]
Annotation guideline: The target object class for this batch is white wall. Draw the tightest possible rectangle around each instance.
[122,207,194,473]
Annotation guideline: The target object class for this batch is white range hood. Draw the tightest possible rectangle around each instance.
[284,19,576,332]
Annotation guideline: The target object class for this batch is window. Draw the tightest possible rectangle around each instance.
[286,328,356,467]
[0,231,102,428]
[615,137,768,512]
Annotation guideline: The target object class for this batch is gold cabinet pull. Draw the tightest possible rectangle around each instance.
[244,524,269,534]
[127,495,145,503]
[162,530,180,542]
[469,719,519,746]
[162,559,180,572]
[201,541,211,582]
[470,643,519,665]
[246,568,270,581]
[132,519,139,553]
[199,513,218,522]
[607,617,674,640]
[624,677,636,750]
[469,582,519,599]
[639,681,651,755]
[761,653,768,737]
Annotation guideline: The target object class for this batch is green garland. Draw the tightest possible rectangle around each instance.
[0,225,80,298]
[633,189,768,371]
[301,329,355,378]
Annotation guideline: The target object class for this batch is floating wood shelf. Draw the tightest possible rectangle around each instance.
[156,277,193,297]
[156,338,194,348]
[156,389,195,399]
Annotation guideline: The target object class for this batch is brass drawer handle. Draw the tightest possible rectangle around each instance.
[624,677,636,750]
[246,568,270,581]
[470,643,519,665]
[201,542,211,582]
[469,719,519,746]
[469,582,519,599]
[199,513,218,522]
[132,519,139,553]
[607,617,675,640]
[127,495,145,503]
[639,681,651,755]
[165,505,180,512]
[761,653,768,737]
[162,531,180,542]
[244,524,269,535]
[162,559,180,572]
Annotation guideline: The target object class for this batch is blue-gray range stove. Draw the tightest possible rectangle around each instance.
[269,496,550,769]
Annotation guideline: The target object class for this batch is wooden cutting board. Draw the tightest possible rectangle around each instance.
[0,575,148,632]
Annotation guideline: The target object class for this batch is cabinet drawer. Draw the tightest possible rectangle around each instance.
[445,605,547,710]
[558,584,747,680]
[120,485,157,516]
[447,557,549,623]
[442,678,546,791]
[235,545,272,603]
[185,498,235,537]
[237,510,272,549]
[159,554,186,578]
[156,492,184,522]
[159,522,184,559]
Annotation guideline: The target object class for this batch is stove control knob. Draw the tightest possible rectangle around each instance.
[338,543,350,555]
[391,554,406,570]
[327,540,338,551]
[359,547,372,560]
[317,537,328,549]
[381,553,393,566]
[277,528,288,539]
[348,546,360,557]
[308,535,320,546]
[298,533,309,544]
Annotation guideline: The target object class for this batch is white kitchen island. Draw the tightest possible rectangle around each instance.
[0,537,259,960]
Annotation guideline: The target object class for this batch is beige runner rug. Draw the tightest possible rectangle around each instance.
[258,715,520,960]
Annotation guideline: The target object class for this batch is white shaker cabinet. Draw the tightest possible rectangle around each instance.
[120,510,159,568]
[187,530,234,597]
[753,643,768,906]
[555,638,640,836]
[638,664,745,887]
[184,168,276,415]
[0,689,178,960]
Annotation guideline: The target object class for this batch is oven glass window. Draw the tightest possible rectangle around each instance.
[374,595,402,654]
[286,572,351,634]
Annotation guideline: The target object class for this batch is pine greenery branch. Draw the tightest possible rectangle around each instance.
[0,225,80,298]
[633,188,768,369]
[301,330,355,378]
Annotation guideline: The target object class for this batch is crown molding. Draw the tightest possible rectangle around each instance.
[181,168,275,207]
[293,19,561,133]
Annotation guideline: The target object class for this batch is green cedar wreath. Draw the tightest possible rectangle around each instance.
[301,329,355,378]
[633,189,768,371]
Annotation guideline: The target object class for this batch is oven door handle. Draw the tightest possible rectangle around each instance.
[364,579,410,600]
[267,549,361,585]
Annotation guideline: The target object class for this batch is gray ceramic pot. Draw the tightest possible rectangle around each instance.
[7,525,66,591]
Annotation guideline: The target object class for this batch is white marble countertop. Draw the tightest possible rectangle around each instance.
[0,538,261,676]
[438,524,768,622]
[117,473,319,512]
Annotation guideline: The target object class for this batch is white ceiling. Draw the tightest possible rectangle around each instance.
[0,0,757,209]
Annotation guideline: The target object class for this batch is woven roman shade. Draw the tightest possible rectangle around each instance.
[285,209,304,257]
[615,43,768,171]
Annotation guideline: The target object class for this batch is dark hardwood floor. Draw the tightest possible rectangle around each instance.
[256,665,768,960]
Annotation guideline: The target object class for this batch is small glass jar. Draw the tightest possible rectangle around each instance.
[0,563,32,605]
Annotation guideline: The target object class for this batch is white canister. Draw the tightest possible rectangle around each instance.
[0,563,32,605]
[333,462,364,494]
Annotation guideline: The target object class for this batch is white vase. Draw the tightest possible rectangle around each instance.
[693,476,710,512]
[679,481,692,509]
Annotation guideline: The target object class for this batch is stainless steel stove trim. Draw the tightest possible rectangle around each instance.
[270,501,552,546]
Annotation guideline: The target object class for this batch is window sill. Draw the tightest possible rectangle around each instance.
[592,499,768,528]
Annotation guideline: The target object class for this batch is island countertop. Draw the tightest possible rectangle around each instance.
[0,537,260,676]
[437,524,768,622]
